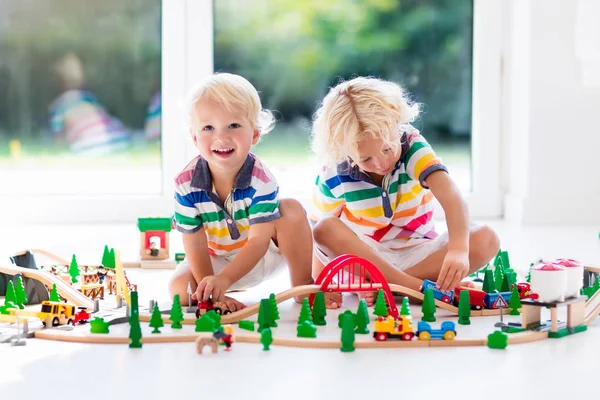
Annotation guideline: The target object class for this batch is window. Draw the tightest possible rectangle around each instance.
[211,0,502,217]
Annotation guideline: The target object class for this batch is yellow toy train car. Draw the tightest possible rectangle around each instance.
[373,315,415,341]
[37,301,77,327]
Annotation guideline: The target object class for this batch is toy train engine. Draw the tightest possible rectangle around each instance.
[421,279,454,303]
[373,315,414,341]
[195,300,233,319]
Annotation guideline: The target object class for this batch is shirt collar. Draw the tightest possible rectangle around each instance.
[190,154,255,191]
[336,134,410,181]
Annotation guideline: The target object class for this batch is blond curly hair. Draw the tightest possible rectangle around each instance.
[311,77,420,166]
[186,72,275,136]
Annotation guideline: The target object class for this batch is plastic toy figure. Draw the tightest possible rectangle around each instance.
[149,241,159,257]
[213,325,234,351]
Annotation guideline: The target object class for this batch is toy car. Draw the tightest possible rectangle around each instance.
[421,279,454,303]
[196,300,233,319]
[416,321,456,340]
[73,307,91,324]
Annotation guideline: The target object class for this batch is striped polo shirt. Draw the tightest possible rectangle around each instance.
[311,129,448,250]
[173,153,280,256]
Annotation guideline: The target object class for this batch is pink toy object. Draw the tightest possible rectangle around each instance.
[553,258,583,298]
[530,262,567,303]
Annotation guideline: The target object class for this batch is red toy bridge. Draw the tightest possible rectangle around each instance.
[309,254,399,318]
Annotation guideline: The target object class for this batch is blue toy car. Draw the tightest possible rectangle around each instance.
[420,279,455,303]
[416,321,457,340]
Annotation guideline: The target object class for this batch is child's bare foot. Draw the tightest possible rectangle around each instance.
[325,292,342,309]
[357,291,377,306]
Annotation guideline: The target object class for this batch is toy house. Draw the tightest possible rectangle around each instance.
[138,217,172,261]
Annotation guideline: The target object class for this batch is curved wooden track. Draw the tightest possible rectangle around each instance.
[0,264,94,309]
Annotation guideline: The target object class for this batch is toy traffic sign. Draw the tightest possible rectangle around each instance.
[493,295,508,309]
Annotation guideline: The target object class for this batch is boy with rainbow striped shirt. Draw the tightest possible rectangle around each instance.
[170,73,314,311]
[310,77,500,308]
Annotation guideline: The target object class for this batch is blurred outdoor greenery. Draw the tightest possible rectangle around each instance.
[0,0,472,175]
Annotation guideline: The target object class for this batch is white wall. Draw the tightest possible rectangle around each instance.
[503,0,600,225]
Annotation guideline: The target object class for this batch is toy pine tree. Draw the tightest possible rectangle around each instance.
[493,250,502,267]
[297,320,317,338]
[149,303,164,333]
[269,293,280,324]
[258,298,273,331]
[128,291,142,348]
[261,327,273,350]
[500,250,511,271]
[312,291,327,326]
[494,262,504,292]
[400,297,411,316]
[297,298,313,325]
[169,294,184,329]
[508,285,522,315]
[204,310,222,328]
[102,245,110,267]
[69,254,80,284]
[373,289,388,317]
[195,314,217,332]
[458,289,471,325]
[340,312,355,352]
[421,288,437,322]
[482,270,495,293]
[105,248,116,269]
[15,276,28,309]
[500,273,511,292]
[90,317,110,334]
[4,281,16,308]
[355,299,369,334]
[49,284,60,302]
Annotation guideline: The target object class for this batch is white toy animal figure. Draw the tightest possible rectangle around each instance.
[553,258,583,299]
[530,261,567,303]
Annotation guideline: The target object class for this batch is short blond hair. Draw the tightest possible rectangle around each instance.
[186,73,275,136]
[55,53,85,90]
[311,77,420,166]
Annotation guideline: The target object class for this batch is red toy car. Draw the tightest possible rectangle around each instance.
[195,300,232,319]
[516,282,539,300]
[73,307,91,324]
[453,286,487,310]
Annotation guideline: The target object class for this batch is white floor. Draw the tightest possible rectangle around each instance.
[1,220,599,400]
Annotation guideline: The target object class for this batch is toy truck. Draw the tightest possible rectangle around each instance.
[373,315,414,341]
[37,300,77,327]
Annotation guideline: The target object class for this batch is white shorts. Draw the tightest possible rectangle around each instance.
[315,226,449,271]
[180,240,286,290]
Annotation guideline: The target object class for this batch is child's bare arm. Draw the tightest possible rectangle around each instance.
[182,228,215,288]
[197,221,274,302]
[425,170,470,290]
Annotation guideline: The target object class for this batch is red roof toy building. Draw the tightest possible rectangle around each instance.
[532,262,565,271]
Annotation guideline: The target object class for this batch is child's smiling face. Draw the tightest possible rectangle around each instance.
[191,99,260,175]
[353,132,401,177]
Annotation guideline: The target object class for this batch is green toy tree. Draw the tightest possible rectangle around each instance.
[258,298,273,332]
[493,250,502,267]
[49,284,61,302]
[261,327,273,350]
[297,320,317,338]
[373,289,388,317]
[340,312,355,352]
[269,293,280,324]
[338,310,356,328]
[421,288,437,322]
[312,292,327,326]
[90,317,110,334]
[400,297,411,316]
[494,262,504,292]
[69,254,80,284]
[149,303,164,333]
[196,314,217,332]
[102,245,110,267]
[482,270,496,293]
[169,294,184,329]
[4,281,16,308]
[355,299,369,334]
[508,285,522,315]
[458,289,471,325]
[128,291,142,348]
[204,310,222,328]
[297,298,313,325]
[526,263,533,283]
[500,273,511,292]
[500,250,511,271]
[15,276,28,309]
[487,330,508,349]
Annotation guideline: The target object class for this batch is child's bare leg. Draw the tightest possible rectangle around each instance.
[273,199,315,303]
[403,225,500,288]
[312,253,342,308]
[312,216,424,292]
[168,263,245,311]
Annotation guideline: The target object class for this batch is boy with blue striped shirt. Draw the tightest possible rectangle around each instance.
[170,73,314,311]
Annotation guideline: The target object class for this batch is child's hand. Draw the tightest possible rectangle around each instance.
[437,250,469,292]
[193,274,232,303]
